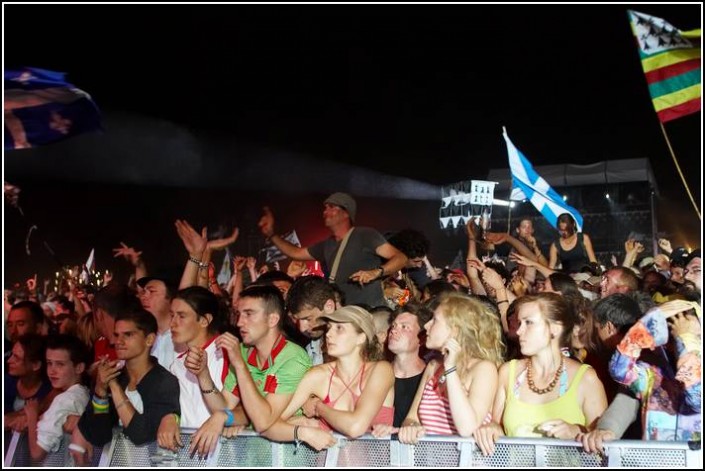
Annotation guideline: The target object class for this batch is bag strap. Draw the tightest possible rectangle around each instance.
[328,228,355,283]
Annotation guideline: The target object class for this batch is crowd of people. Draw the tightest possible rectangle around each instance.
[3,191,702,465]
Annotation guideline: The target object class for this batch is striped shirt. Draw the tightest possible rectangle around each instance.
[418,365,457,435]
[417,364,491,435]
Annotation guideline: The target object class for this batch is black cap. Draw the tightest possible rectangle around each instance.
[670,247,690,267]
[686,248,701,265]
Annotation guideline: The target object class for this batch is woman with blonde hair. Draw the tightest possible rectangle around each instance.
[474,293,607,456]
[396,292,505,443]
[262,305,394,451]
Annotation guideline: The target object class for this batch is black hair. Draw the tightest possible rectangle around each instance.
[46,334,90,368]
[239,285,286,329]
[388,229,430,259]
[11,301,45,326]
[593,293,642,334]
[174,286,224,334]
[115,308,158,336]
[286,276,336,315]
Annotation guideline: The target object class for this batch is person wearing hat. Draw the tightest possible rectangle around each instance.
[261,305,394,453]
[258,192,407,307]
[683,249,701,293]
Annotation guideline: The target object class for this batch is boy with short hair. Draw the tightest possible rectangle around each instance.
[25,334,90,463]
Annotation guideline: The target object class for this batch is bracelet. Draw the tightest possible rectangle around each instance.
[93,389,109,400]
[293,425,301,455]
[439,366,457,384]
[223,409,235,427]
[188,256,203,266]
[68,443,87,454]
[172,413,181,426]
[377,266,385,279]
[188,256,209,269]
[201,385,217,394]
[497,300,509,305]
[92,394,109,404]
[444,366,457,376]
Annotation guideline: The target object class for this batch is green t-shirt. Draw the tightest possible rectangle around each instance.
[223,335,311,397]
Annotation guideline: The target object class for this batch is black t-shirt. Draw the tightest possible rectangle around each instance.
[393,373,424,427]
[308,227,387,307]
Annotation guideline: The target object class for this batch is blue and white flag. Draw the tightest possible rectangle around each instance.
[4,67,101,150]
[260,230,301,263]
[503,127,583,231]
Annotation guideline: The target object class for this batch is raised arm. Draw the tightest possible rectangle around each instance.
[113,242,148,281]
[258,207,314,261]
[175,219,208,289]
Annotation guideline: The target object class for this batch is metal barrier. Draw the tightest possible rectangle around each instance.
[4,428,701,467]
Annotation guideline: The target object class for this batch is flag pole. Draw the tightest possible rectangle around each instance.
[659,121,701,221]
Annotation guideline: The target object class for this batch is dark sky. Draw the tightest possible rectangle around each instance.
[3,4,702,283]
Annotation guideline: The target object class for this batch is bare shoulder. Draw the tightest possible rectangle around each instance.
[469,359,499,377]
[366,360,393,375]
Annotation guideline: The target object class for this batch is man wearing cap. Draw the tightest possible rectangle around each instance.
[259,192,407,308]
[137,276,180,369]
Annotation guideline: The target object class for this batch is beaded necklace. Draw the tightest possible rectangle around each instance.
[526,356,564,395]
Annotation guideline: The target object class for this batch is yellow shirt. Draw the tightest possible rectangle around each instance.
[502,360,589,437]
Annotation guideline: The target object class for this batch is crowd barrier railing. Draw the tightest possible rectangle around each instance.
[4,427,701,467]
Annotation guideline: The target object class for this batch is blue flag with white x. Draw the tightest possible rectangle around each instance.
[4,67,101,150]
[503,127,583,231]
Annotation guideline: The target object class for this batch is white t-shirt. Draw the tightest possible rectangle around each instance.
[169,336,227,428]
[151,329,180,370]
[36,384,90,452]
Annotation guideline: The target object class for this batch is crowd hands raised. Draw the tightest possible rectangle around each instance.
[4,193,702,464]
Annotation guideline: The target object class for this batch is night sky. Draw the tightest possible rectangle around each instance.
[3,4,702,284]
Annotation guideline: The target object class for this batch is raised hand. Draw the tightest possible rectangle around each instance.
[207,228,240,251]
[441,337,461,369]
[175,220,207,257]
[113,242,143,266]
[658,238,673,254]
[233,256,247,272]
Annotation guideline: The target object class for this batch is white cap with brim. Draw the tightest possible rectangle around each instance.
[320,305,375,342]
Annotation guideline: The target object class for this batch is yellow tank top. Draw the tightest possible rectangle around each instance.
[502,359,589,437]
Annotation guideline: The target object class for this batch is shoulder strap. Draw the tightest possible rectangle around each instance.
[328,228,355,283]
[577,233,587,258]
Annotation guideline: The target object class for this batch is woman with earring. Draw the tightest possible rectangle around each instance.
[474,292,607,456]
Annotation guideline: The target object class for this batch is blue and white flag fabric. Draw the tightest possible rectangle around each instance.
[503,127,583,232]
[261,230,301,263]
[4,67,101,150]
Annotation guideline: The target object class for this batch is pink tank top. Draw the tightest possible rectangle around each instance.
[319,363,394,432]
[417,364,491,435]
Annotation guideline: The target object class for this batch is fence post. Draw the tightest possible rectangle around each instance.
[458,441,474,467]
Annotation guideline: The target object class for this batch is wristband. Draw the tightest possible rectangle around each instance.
[497,300,509,305]
[223,409,235,427]
[68,443,87,454]
[293,425,301,455]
